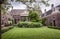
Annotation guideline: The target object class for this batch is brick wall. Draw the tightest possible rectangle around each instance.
[45,12,60,27]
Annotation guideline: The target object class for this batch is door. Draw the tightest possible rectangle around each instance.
[53,20,56,26]
[14,19,17,24]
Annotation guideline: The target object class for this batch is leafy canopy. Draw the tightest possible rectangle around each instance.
[29,10,40,22]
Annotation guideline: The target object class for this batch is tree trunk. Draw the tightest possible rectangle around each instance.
[0,4,1,39]
[0,0,4,38]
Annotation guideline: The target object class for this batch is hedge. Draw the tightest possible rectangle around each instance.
[17,22,42,28]
[48,26,60,30]
[2,26,14,34]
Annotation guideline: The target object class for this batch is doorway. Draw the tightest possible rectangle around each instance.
[14,19,17,24]
[53,20,56,26]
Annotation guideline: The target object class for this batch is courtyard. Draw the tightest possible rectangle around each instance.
[1,0,60,39]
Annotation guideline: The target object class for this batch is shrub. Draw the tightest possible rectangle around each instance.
[2,26,14,34]
[41,18,46,26]
[5,21,13,26]
[17,22,42,28]
[30,23,42,28]
[48,26,60,30]
[5,23,12,26]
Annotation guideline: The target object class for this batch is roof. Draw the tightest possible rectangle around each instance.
[41,5,60,17]
[41,10,52,17]
[41,13,44,17]
[10,9,29,16]
[10,9,25,14]
[20,11,29,16]
[56,5,60,7]
[45,10,52,15]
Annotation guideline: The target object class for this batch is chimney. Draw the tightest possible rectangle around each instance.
[51,4,54,9]
[44,9,46,16]
[44,9,46,12]
[51,4,55,12]
[12,6,13,10]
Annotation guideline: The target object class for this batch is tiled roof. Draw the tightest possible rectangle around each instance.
[11,9,26,13]
[20,11,29,16]
[10,9,28,16]
[41,10,52,17]
[41,5,60,17]
[45,10,52,15]
[56,5,60,7]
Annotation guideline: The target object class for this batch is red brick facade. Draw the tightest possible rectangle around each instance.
[44,12,60,27]
[10,9,30,24]
[41,5,60,27]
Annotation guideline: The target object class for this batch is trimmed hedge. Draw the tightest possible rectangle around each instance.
[2,26,14,34]
[17,22,42,28]
[48,26,60,30]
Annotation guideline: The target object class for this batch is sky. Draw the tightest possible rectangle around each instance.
[9,0,60,13]
[41,0,60,13]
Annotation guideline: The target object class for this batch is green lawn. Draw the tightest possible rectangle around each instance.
[2,27,60,39]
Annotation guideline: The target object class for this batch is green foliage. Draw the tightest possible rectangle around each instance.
[17,22,42,28]
[1,2,12,14]
[29,10,40,22]
[5,20,13,26]
[48,26,60,30]
[1,26,14,34]
[49,22,52,26]
[41,18,46,26]
[1,0,49,14]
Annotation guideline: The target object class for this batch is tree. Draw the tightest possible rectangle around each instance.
[11,0,49,12]
[0,0,49,15]
[1,0,49,13]
[29,10,40,22]
[1,0,12,14]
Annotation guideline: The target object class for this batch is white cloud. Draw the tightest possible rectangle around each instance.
[13,4,26,9]
[11,2,27,9]
[9,0,60,13]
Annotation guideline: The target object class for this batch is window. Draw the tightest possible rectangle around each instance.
[59,9,60,11]
[53,16,55,20]
[11,14,12,16]
[53,17,55,18]
[53,8,55,11]
[8,18,11,21]
[18,19,20,21]
[3,17,4,18]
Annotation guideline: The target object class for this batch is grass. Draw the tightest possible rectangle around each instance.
[2,27,60,39]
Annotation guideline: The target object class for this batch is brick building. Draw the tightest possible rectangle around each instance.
[9,9,30,24]
[41,4,60,27]
[1,13,8,25]
[1,12,13,27]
